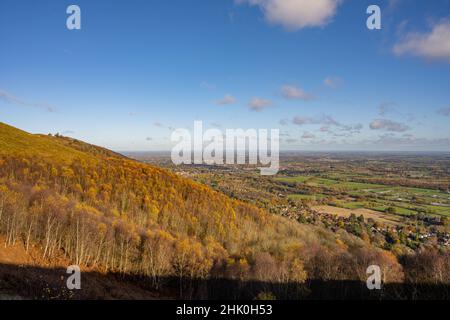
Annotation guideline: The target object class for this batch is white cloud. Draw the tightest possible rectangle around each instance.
[292,116,314,125]
[323,76,343,89]
[216,94,237,105]
[369,119,410,132]
[248,97,272,111]
[394,20,450,62]
[281,85,312,100]
[237,0,341,31]
[340,123,363,133]
[0,89,55,112]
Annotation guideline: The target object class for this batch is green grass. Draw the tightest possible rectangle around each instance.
[278,173,450,217]
[0,122,125,165]
[0,122,97,163]
[277,176,310,183]
[277,175,387,191]
[337,181,386,190]
[288,194,327,201]
[391,206,417,216]
[423,205,450,217]
[338,201,367,209]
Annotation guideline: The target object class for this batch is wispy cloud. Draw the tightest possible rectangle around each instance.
[281,85,313,101]
[216,94,237,105]
[302,132,315,139]
[371,134,450,147]
[154,122,176,131]
[394,20,450,62]
[437,107,450,116]
[292,116,314,126]
[236,0,342,31]
[292,115,339,127]
[386,0,404,13]
[200,81,216,90]
[248,97,272,111]
[0,89,56,112]
[369,118,410,132]
[377,102,415,122]
[292,115,363,136]
[378,102,396,116]
[323,76,343,89]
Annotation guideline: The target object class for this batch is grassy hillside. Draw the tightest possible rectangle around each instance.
[0,122,123,162]
[0,122,422,299]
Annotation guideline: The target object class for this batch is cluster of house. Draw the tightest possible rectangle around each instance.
[279,202,450,248]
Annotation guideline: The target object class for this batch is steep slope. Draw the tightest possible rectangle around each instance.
[0,122,404,299]
[0,122,123,161]
[0,123,94,162]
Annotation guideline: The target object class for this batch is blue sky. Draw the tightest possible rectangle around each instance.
[0,0,449,151]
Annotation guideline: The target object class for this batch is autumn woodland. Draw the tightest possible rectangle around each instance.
[0,122,448,299]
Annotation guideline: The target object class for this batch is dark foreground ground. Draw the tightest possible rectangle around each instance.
[1,263,449,300]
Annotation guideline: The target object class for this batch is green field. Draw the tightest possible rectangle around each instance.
[279,174,450,217]
[288,194,327,201]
